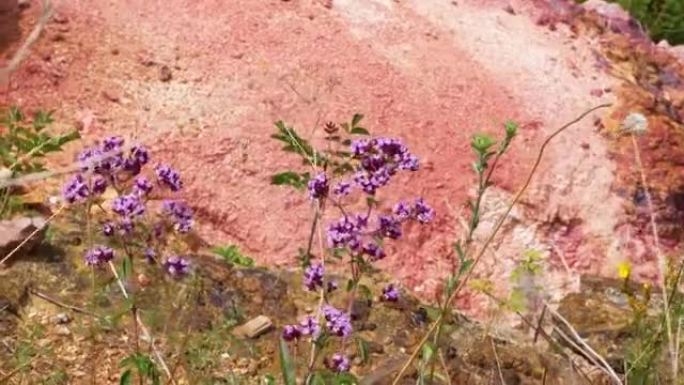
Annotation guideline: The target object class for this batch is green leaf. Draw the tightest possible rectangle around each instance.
[119,369,132,385]
[310,372,327,385]
[278,338,297,385]
[32,110,54,131]
[351,113,364,128]
[272,121,325,166]
[271,171,309,190]
[8,106,23,123]
[334,372,359,384]
[358,284,373,301]
[120,255,132,280]
[421,342,435,364]
[355,337,370,364]
[262,375,276,385]
[212,245,255,267]
[350,127,370,135]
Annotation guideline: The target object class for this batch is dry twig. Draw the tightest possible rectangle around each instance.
[0,0,54,86]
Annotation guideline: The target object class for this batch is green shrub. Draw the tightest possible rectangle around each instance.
[586,0,684,44]
[0,106,80,217]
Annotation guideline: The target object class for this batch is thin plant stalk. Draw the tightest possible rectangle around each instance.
[629,133,676,378]
[391,103,611,385]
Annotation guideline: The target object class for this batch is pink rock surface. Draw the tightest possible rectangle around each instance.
[3,0,672,316]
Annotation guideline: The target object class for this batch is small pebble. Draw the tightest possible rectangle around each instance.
[52,312,71,325]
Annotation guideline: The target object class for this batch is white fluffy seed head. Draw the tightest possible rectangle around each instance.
[622,112,648,135]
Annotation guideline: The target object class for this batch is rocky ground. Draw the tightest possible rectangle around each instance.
[0,213,657,384]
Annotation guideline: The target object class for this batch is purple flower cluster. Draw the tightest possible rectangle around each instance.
[62,175,90,204]
[162,200,193,233]
[103,222,115,236]
[322,305,352,338]
[144,248,156,264]
[393,198,435,224]
[327,215,369,251]
[64,137,152,205]
[327,353,350,373]
[155,164,182,191]
[333,181,351,197]
[77,136,150,177]
[282,325,301,341]
[382,284,400,302]
[307,172,329,200]
[303,263,324,291]
[348,138,419,195]
[133,176,154,196]
[282,315,321,341]
[112,194,145,218]
[124,146,150,175]
[163,256,191,277]
[65,135,194,279]
[326,198,433,261]
[84,245,114,266]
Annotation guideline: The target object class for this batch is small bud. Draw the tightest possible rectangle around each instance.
[504,120,518,139]
[324,121,338,134]
[471,133,496,154]
[622,112,648,135]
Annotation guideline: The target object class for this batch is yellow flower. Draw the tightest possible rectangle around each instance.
[617,261,632,280]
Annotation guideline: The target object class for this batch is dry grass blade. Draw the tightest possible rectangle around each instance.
[490,338,507,385]
[106,261,177,385]
[548,306,622,385]
[30,289,102,319]
[0,353,40,384]
[390,103,612,385]
[0,205,64,266]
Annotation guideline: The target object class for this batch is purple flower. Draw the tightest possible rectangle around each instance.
[414,198,434,223]
[78,137,125,174]
[112,194,145,218]
[155,164,182,191]
[327,353,350,373]
[333,181,351,197]
[92,176,108,195]
[282,325,302,341]
[322,305,352,338]
[363,242,385,261]
[393,201,412,220]
[124,145,150,175]
[327,280,338,293]
[351,139,373,156]
[119,218,135,234]
[144,248,156,264]
[382,284,400,302]
[102,222,115,237]
[350,137,419,194]
[84,245,114,266]
[163,256,190,277]
[379,215,402,239]
[162,200,193,233]
[399,154,419,171]
[133,176,153,196]
[102,136,124,152]
[307,172,329,200]
[327,217,361,250]
[304,263,324,291]
[62,174,89,204]
[299,316,321,338]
